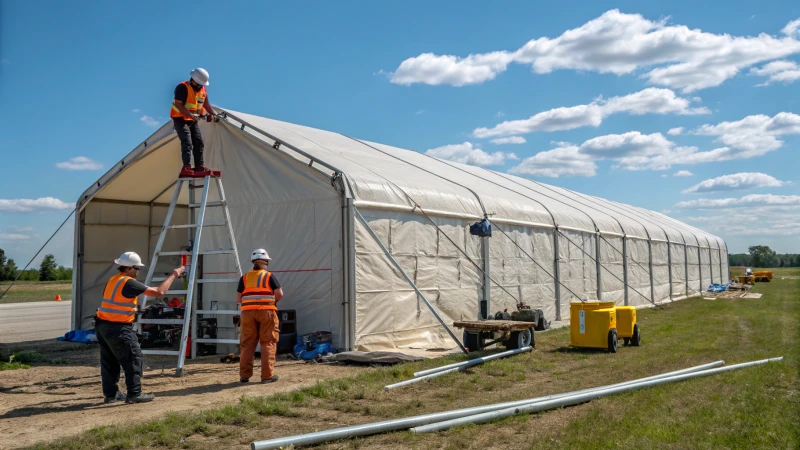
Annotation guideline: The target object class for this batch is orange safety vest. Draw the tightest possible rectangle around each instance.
[96,273,138,323]
[170,81,207,121]
[240,270,277,311]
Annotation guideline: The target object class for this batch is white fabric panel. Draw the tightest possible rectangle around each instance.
[651,242,671,301]
[711,249,721,284]
[626,238,652,306]
[721,249,729,282]
[700,248,712,290]
[670,243,687,296]
[687,246,701,295]
[558,230,598,318]
[599,236,625,303]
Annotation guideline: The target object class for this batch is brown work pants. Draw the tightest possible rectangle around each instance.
[239,309,279,380]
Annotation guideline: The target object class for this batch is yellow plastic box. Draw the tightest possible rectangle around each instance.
[570,302,618,352]
[615,306,641,346]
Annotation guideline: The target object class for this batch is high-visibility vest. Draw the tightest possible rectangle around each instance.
[96,273,138,323]
[170,81,207,121]
[240,270,277,311]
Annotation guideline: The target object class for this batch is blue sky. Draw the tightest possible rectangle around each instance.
[1,1,800,268]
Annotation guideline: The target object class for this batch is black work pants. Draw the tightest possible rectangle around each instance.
[173,118,204,167]
[95,319,144,398]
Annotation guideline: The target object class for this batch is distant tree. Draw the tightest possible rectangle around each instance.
[56,265,73,281]
[4,258,18,281]
[748,246,778,268]
[19,269,39,281]
[39,255,58,281]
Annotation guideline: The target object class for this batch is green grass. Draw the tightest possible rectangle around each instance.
[0,281,72,304]
[30,269,800,450]
[0,361,30,371]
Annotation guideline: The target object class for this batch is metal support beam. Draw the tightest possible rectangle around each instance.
[684,244,689,296]
[647,240,655,304]
[622,237,629,306]
[553,229,561,321]
[595,233,602,301]
[667,240,673,301]
[354,208,467,354]
[481,236,491,320]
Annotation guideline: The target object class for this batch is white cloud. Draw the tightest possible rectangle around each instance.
[749,60,800,85]
[0,233,31,241]
[490,136,527,145]
[391,10,800,92]
[56,156,103,171]
[674,170,693,177]
[140,115,160,126]
[473,88,707,138]
[392,51,514,86]
[0,198,72,212]
[668,127,684,135]
[681,208,800,237]
[132,108,140,113]
[497,111,505,117]
[415,110,424,115]
[783,19,800,37]
[693,112,800,158]
[675,194,800,209]
[509,145,597,178]
[580,131,674,159]
[661,174,668,178]
[682,172,785,194]
[425,142,518,166]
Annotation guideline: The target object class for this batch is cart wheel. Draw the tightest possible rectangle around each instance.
[463,331,482,352]
[529,327,536,349]
[631,324,641,347]
[505,328,532,350]
[623,337,630,346]
[608,329,618,353]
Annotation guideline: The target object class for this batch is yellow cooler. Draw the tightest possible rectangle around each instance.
[570,302,618,353]
[615,306,641,346]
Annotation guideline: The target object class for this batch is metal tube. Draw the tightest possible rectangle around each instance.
[385,347,531,390]
[354,208,467,353]
[412,357,783,433]
[413,347,532,378]
[250,360,725,450]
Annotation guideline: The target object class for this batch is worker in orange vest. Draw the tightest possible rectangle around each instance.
[170,68,215,177]
[235,248,284,383]
[95,252,185,404]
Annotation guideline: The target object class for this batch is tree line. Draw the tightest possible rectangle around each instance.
[0,249,72,282]
[728,245,800,268]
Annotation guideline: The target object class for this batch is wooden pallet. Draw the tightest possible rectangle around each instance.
[453,320,537,332]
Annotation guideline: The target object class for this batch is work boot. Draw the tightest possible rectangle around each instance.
[240,378,249,383]
[193,165,211,177]
[179,165,194,177]
[261,375,279,384]
[125,393,155,404]
[104,391,126,404]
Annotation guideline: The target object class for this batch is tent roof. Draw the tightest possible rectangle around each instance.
[76,108,725,250]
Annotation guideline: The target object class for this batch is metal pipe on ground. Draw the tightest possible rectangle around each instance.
[250,360,725,450]
[414,347,535,378]
[411,357,784,434]
[386,347,532,390]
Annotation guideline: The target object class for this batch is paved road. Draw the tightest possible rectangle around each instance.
[0,301,71,343]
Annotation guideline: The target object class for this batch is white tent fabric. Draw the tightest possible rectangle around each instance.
[72,108,728,353]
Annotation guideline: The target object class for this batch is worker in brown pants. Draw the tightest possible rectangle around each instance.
[236,248,283,383]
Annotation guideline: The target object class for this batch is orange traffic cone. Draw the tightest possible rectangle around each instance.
[54,295,62,301]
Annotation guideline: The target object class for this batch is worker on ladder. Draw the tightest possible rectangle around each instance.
[236,249,283,383]
[171,67,216,178]
[95,252,185,404]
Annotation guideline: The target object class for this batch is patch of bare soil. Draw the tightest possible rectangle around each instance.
[0,341,362,449]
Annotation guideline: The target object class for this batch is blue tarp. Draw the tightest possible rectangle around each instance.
[707,283,729,293]
[56,330,97,344]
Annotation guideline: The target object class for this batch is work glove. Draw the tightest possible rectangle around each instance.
[233,315,240,327]
[206,114,214,123]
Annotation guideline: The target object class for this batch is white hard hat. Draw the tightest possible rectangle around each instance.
[190,68,210,86]
[115,252,145,269]
[251,248,271,262]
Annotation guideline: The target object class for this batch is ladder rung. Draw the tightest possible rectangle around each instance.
[190,201,225,208]
[158,250,235,256]
[198,279,239,283]
[151,277,168,282]
[194,338,240,345]
[166,222,226,229]
[196,309,240,315]
[142,349,182,356]
[166,290,188,295]
[138,318,185,325]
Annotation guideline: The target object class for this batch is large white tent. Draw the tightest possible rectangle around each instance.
[71,109,729,352]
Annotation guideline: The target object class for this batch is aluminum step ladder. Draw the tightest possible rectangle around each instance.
[136,173,243,376]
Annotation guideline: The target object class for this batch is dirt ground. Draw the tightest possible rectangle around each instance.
[0,340,363,449]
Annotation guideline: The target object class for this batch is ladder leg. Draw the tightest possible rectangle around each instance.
[176,176,211,376]
[136,179,186,332]
[215,176,244,344]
